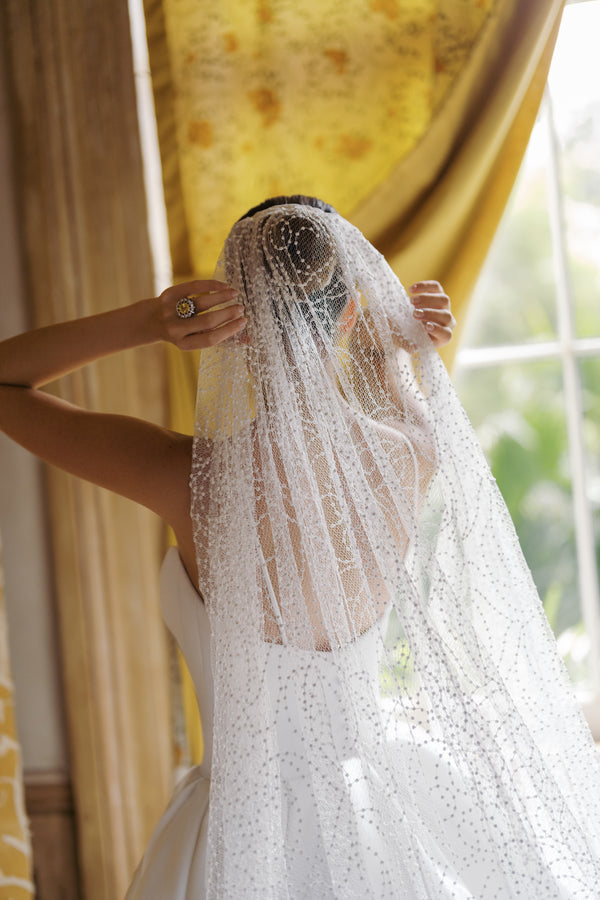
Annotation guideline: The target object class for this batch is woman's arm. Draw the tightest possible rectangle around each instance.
[0,281,245,524]
[0,281,243,388]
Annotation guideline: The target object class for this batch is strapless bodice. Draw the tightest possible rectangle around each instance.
[159,548,215,776]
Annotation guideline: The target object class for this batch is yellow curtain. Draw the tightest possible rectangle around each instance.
[146,0,498,275]
[0,540,34,900]
[144,0,564,759]
[354,0,565,363]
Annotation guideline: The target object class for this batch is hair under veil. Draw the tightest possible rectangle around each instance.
[190,203,600,898]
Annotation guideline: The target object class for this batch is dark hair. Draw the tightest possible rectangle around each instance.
[238,195,346,336]
[238,194,337,221]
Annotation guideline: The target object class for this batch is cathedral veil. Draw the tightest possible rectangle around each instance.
[190,203,600,898]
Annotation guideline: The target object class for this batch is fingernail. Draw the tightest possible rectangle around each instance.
[413,309,425,318]
[425,322,435,331]
[410,283,420,292]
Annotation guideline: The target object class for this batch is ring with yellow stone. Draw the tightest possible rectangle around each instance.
[175,297,197,319]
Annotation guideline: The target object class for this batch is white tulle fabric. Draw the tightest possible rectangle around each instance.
[190,204,600,898]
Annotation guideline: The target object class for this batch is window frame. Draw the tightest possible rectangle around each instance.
[454,80,600,735]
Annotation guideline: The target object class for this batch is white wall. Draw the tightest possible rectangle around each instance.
[0,40,69,774]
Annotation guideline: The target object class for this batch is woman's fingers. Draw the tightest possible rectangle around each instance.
[179,315,247,350]
[181,304,245,334]
[423,322,454,348]
[163,279,236,304]
[412,307,455,328]
[411,293,451,311]
[172,303,247,349]
[157,280,247,349]
[162,281,239,315]
[411,280,444,294]
[409,281,455,347]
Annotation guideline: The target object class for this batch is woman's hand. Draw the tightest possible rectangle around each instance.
[154,280,246,350]
[409,281,456,348]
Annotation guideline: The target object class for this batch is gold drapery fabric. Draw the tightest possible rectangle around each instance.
[354,0,565,361]
[2,2,173,898]
[166,345,205,764]
[0,541,34,900]
[145,0,563,302]
[145,0,564,761]
[146,0,497,276]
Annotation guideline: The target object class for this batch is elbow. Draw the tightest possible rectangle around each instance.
[0,380,35,390]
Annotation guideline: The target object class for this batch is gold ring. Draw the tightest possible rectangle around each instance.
[175,297,196,319]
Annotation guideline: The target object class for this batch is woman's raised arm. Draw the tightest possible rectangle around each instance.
[0,281,245,525]
[0,281,244,388]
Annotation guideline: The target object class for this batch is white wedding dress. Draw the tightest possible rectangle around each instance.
[125,548,212,898]
[126,547,591,899]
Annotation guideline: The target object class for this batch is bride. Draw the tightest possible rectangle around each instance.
[2,195,599,899]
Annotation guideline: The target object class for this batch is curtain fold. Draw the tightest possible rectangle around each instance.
[354,0,564,364]
[2,2,173,898]
[145,0,501,276]
[0,539,34,900]
[145,0,565,759]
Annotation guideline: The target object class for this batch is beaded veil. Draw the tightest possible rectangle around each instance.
[190,203,600,898]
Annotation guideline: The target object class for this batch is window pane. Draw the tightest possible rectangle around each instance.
[548,0,600,339]
[453,360,592,686]
[459,124,558,350]
[580,355,600,579]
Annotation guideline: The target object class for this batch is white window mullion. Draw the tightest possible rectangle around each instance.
[545,88,600,693]
[128,0,173,294]
[456,338,600,370]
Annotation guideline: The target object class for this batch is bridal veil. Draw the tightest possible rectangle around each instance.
[189,201,600,898]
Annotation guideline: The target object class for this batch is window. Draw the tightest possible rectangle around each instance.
[453,0,600,734]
